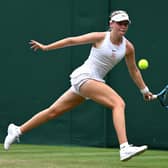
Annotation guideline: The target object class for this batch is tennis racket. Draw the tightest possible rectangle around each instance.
[152,85,168,109]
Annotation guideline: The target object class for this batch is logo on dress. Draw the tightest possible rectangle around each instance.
[112,53,116,59]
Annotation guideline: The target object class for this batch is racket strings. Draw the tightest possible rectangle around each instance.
[159,88,168,108]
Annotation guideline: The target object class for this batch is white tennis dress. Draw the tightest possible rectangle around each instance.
[70,31,127,95]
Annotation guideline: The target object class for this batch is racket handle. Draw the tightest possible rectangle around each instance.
[152,94,158,99]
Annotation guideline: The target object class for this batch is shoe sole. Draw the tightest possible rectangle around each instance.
[121,146,148,161]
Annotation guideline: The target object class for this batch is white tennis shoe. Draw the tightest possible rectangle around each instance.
[120,144,148,161]
[4,123,21,150]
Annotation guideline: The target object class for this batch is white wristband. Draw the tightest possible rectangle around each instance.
[140,86,149,94]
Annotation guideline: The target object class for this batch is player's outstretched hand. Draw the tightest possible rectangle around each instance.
[29,40,48,51]
[143,92,153,101]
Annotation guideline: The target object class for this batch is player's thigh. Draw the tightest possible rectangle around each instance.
[80,80,125,109]
[49,88,85,113]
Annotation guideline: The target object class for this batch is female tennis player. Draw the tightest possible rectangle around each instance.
[4,10,153,161]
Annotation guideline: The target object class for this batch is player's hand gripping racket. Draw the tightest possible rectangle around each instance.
[152,85,168,109]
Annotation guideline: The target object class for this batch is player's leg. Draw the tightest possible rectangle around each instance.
[79,79,147,161]
[80,80,127,144]
[4,89,85,150]
[20,89,85,133]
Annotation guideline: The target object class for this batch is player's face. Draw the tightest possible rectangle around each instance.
[111,20,129,36]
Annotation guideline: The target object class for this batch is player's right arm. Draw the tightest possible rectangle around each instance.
[125,40,153,100]
[29,32,105,51]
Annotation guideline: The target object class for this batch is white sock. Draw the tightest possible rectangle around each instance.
[17,126,22,135]
[120,142,129,149]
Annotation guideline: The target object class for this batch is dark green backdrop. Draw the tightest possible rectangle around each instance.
[0,0,168,149]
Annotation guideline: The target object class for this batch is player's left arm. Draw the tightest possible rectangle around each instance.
[125,40,153,100]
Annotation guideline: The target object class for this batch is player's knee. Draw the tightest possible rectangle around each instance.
[113,98,125,110]
[120,99,125,109]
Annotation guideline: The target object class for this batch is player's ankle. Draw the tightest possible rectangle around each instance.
[17,127,22,135]
[120,142,129,149]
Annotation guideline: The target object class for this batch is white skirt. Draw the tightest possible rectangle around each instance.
[70,65,105,96]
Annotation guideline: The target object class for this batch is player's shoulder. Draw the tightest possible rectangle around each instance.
[90,31,106,40]
[125,38,135,52]
[124,38,135,56]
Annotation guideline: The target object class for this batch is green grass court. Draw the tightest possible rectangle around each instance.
[0,144,168,168]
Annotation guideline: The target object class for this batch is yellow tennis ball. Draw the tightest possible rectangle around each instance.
[138,59,149,70]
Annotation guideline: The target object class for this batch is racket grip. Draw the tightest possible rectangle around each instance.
[152,94,158,99]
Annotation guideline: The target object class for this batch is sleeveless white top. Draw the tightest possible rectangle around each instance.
[70,31,127,84]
